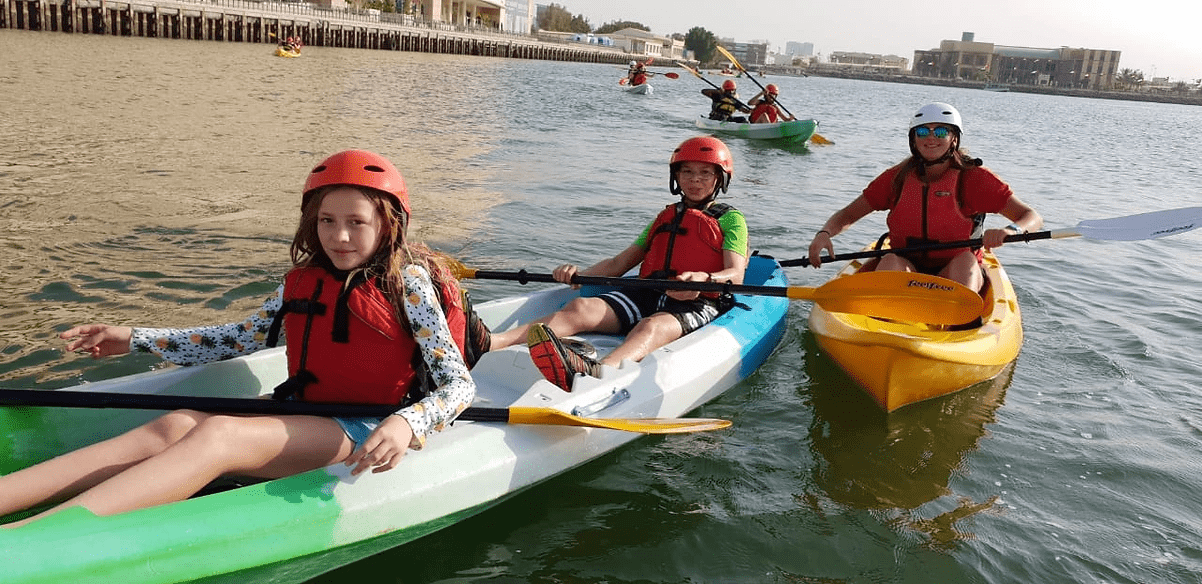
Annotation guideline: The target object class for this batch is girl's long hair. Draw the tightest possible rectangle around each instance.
[290,186,456,324]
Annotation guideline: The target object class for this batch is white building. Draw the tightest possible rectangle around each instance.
[785,41,814,57]
[609,28,686,60]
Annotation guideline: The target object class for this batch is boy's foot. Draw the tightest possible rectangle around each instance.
[527,323,601,391]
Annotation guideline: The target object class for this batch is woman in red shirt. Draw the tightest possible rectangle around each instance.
[806,103,1042,291]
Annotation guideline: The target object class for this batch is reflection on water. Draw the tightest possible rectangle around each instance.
[891,494,1001,552]
[803,332,1012,511]
[802,330,1013,550]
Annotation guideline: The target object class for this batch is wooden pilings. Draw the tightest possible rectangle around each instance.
[0,0,632,64]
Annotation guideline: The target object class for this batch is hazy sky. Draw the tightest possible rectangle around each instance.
[561,0,1202,81]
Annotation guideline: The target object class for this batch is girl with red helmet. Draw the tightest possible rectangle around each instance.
[748,84,796,124]
[806,103,1042,291]
[4,150,476,526]
[702,79,752,123]
[487,136,749,392]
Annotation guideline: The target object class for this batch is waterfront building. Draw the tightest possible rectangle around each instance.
[717,39,768,67]
[785,41,813,57]
[912,32,1121,89]
[825,51,909,73]
[609,27,686,60]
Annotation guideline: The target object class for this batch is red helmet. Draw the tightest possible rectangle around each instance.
[303,150,409,214]
[765,84,779,94]
[721,79,736,91]
[670,136,733,196]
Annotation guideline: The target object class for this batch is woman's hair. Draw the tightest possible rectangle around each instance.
[290,185,457,323]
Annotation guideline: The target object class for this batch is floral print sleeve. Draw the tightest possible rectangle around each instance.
[129,286,283,366]
[394,264,476,450]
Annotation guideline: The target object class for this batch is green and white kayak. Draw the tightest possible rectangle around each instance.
[695,116,818,142]
[0,255,789,584]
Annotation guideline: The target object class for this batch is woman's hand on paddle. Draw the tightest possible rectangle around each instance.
[345,415,414,475]
[60,324,133,359]
[982,228,1010,250]
[808,231,834,267]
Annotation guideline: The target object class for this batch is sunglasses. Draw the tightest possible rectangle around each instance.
[914,126,953,139]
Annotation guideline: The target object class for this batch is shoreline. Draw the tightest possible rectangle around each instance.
[0,0,634,64]
[768,66,1202,107]
[5,0,1196,107]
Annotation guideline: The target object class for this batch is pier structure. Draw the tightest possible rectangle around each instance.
[0,0,633,63]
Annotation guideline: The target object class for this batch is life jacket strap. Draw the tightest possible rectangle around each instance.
[270,278,325,401]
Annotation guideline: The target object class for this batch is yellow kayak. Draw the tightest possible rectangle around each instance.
[807,247,1022,412]
[274,46,301,58]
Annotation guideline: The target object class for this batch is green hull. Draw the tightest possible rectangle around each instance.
[695,116,818,142]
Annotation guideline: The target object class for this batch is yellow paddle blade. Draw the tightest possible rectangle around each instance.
[715,45,744,71]
[810,133,834,145]
[507,406,732,434]
[441,255,477,279]
[799,271,983,325]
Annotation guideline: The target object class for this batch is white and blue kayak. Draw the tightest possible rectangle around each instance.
[0,255,789,583]
[695,116,818,143]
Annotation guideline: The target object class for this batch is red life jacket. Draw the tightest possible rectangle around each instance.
[751,102,779,123]
[887,168,985,262]
[268,266,467,406]
[639,203,732,292]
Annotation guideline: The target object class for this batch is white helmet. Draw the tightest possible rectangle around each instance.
[910,102,963,134]
[629,60,637,67]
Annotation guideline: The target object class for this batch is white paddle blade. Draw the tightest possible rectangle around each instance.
[1075,207,1202,241]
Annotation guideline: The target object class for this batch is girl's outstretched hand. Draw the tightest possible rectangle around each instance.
[345,415,414,475]
[60,325,133,359]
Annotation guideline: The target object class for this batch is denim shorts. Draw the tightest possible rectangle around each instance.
[333,416,384,448]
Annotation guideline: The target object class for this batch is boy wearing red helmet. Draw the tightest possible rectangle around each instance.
[702,79,751,123]
[489,137,749,391]
[748,84,795,124]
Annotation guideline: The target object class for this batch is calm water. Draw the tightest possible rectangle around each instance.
[3,29,1202,584]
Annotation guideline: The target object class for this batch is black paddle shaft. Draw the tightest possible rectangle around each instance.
[780,231,1053,268]
[469,269,790,297]
[0,387,511,422]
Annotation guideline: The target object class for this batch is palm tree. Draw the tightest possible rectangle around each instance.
[1116,68,1145,91]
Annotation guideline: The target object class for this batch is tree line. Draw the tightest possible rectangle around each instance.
[537,4,724,64]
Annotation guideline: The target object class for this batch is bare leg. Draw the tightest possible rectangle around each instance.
[0,409,208,519]
[877,253,918,272]
[601,312,684,366]
[9,414,352,527]
[939,251,985,292]
[490,297,622,350]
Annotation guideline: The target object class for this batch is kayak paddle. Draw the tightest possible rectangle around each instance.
[446,259,984,325]
[675,61,754,111]
[712,45,833,145]
[781,206,1202,268]
[0,388,730,434]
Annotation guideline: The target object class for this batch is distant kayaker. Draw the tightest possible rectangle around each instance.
[806,102,1043,291]
[1,150,484,526]
[486,136,749,391]
[627,61,648,86]
[748,84,795,124]
[703,79,751,123]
